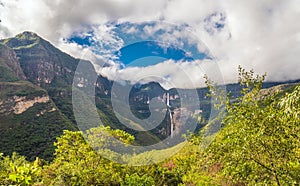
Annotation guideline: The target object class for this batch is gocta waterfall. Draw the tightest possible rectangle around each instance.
[167,92,174,138]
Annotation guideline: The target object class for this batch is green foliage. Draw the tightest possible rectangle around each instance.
[0,67,299,185]
[0,81,76,161]
[41,128,134,185]
[38,127,192,185]
[202,67,300,185]
[121,173,155,186]
[2,32,40,50]
[0,101,75,161]
[0,152,43,185]
[86,126,135,146]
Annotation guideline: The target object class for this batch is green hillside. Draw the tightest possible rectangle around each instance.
[0,81,75,161]
[0,32,166,161]
[0,32,299,185]
[0,32,82,161]
[0,68,299,185]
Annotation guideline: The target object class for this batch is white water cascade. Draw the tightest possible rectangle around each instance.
[167,92,174,138]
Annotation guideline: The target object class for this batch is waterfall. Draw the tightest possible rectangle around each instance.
[167,92,174,138]
[167,92,170,106]
[169,108,174,138]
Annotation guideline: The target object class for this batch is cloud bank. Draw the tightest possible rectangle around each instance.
[1,0,300,88]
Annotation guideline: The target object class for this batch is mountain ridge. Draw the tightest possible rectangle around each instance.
[0,31,299,161]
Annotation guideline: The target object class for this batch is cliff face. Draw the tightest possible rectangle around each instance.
[0,32,84,160]
[0,44,26,81]
[0,31,118,160]
[2,31,79,87]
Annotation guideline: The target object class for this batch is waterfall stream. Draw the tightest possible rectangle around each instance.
[167,92,174,138]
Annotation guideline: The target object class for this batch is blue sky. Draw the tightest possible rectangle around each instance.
[67,22,209,69]
[68,37,196,67]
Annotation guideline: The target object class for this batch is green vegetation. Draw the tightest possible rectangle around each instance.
[0,81,46,99]
[0,81,76,161]
[1,32,40,50]
[0,44,23,82]
[0,65,18,82]
[0,68,299,185]
[185,67,300,185]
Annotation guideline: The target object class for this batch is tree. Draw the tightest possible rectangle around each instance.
[203,67,300,185]
[0,152,42,185]
[42,127,134,185]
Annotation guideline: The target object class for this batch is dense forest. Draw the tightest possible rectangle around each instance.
[1,68,299,185]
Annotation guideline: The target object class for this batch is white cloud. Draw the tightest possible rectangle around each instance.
[0,0,300,87]
[100,59,223,89]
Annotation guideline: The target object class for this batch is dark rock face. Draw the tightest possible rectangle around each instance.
[0,44,26,81]
[2,31,80,87]
[0,32,83,160]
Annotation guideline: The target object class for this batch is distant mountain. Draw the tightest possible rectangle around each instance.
[2,31,90,87]
[0,31,299,161]
[0,32,93,160]
[0,32,165,160]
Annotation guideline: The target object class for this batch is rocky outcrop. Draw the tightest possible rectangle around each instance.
[12,96,50,114]
[0,95,50,115]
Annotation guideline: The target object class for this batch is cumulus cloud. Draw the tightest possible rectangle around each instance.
[0,0,299,87]
[100,59,224,89]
